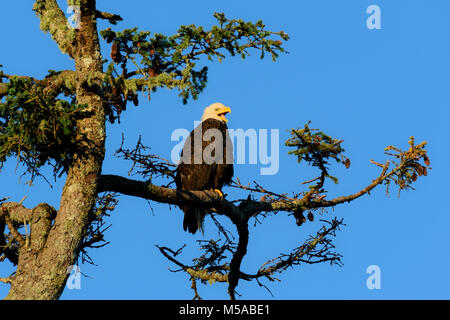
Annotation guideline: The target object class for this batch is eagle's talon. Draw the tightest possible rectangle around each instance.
[213,189,224,198]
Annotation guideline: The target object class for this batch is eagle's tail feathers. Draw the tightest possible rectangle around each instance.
[182,206,206,235]
[196,208,206,234]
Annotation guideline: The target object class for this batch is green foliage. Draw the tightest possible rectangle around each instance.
[383,137,430,195]
[100,12,289,104]
[286,121,350,185]
[0,76,87,179]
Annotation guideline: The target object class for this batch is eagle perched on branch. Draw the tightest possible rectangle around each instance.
[176,103,234,234]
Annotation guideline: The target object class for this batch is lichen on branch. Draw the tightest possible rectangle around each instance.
[33,0,76,57]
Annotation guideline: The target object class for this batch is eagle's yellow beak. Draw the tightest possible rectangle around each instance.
[217,106,231,122]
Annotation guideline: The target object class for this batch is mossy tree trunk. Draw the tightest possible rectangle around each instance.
[4,0,105,300]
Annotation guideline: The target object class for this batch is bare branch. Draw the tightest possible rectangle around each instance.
[0,219,18,265]
[157,245,190,271]
[0,206,25,247]
[252,219,344,281]
[98,174,246,224]
[95,10,123,24]
[0,276,14,284]
[227,222,249,300]
[190,277,202,300]
[114,135,176,181]
[155,219,344,299]
[231,178,296,201]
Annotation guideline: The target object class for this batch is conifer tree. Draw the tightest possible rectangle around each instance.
[0,1,429,300]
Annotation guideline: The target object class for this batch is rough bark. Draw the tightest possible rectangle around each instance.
[4,0,105,300]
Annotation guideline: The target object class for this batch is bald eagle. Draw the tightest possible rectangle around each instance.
[175,103,234,234]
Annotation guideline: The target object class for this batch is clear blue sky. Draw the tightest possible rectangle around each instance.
[1,0,449,299]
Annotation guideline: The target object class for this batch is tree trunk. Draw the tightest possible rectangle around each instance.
[5,1,105,300]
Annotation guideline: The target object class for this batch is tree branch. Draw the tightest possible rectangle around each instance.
[0,202,56,252]
[33,0,76,57]
[0,217,18,265]
[155,219,344,299]
[98,158,412,224]
[95,10,123,24]
[250,218,344,281]
[227,222,249,300]
[98,174,245,223]
[42,70,77,97]
[1,70,77,99]
[29,203,57,251]
[0,206,25,247]
[0,276,14,284]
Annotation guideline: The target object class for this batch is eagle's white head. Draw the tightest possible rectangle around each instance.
[201,102,231,123]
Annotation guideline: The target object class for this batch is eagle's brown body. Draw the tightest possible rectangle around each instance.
[176,117,233,234]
